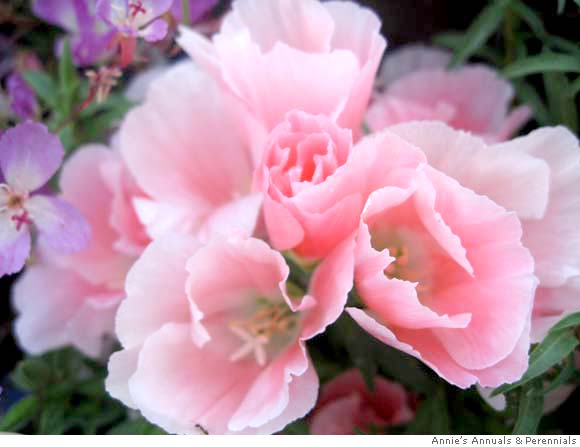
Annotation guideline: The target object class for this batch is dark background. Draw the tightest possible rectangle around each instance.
[1,0,579,434]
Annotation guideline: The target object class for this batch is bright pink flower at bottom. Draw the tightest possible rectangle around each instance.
[106,235,354,434]
[310,370,414,435]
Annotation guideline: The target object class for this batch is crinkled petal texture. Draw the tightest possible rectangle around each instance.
[120,61,262,242]
[390,122,580,340]
[255,112,426,259]
[367,65,530,143]
[13,265,122,357]
[342,131,535,387]
[107,234,354,434]
[177,0,386,139]
[310,369,414,435]
[12,144,145,357]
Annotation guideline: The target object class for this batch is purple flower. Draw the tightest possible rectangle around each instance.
[0,122,90,277]
[32,0,115,66]
[170,0,218,24]
[6,73,38,120]
[96,0,173,42]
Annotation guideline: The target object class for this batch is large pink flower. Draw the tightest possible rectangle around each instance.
[309,370,414,435]
[120,61,264,242]
[106,235,354,434]
[331,128,537,388]
[367,46,530,143]
[254,111,426,259]
[389,122,580,343]
[13,145,147,357]
[177,0,386,139]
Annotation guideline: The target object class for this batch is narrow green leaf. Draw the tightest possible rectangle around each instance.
[549,312,580,333]
[544,353,577,394]
[512,383,544,435]
[449,0,511,67]
[546,36,580,58]
[544,72,579,132]
[22,70,58,108]
[513,80,550,124]
[0,396,38,431]
[511,1,547,37]
[557,0,566,14]
[57,39,79,117]
[569,77,580,99]
[493,330,579,396]
[503,53,580,78]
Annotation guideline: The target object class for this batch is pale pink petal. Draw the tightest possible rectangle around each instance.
[310,394,362,435]
[106,347,140,409]
[390,121,551,220]
[378,44,451,87]
[128,322,260,435]
[116,234,200,349]
[493,127,580,287]
[0,121,63,191]
[120,62,255,209]
[138,18,168,42]
[198,193,262,241]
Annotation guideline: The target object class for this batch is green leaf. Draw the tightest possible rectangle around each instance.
[511,1,547,38]
[544,352,577,394]
[493,330,579,396]
[549,312,580,333]
[57,39,79,117]
[449,0,511,67]
[558,0,566,14]
[404,387,449,434]
[570,77,580,99]
[503,53,580,78]
[513,80,550,124]
[544,72,579,132]
[107,417,166,435]
[22,70,58,108]
[512,383,544,435]
[278,418,310,435]
[0,396,38,431]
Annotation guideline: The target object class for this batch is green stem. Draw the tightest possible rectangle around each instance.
[181,0,191,26]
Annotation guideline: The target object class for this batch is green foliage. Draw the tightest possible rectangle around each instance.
[404,386,450,435]
[512,382,545,435]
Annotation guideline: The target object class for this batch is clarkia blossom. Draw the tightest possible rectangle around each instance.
[178,0,386,139]
[106,235,354,434]
[13,143,148,356]
[0,122,90,277]
[309,370,415,435]
[97,0,173,66]
[32,0,114,66]
[366,45,531,143]
[6,73,38,121]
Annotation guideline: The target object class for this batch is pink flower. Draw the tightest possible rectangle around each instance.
[309,370,414,435]
[13,145,147,357]
[331,127,537,388]
[366,46,530,143]
[389,122,580,343]
[0,122,90,277]
[106,235,355,434]
[254,111,425,259]
[120,62,263,243]
[178,0,386,139]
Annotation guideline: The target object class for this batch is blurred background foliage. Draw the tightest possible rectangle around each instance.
[0,0,579,435]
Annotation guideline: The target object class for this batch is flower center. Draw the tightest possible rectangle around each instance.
[0,184,32,231]
[228,300,298,366]
[129,0,147,18]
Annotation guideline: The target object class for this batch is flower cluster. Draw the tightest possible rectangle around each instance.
[4,0,580,436]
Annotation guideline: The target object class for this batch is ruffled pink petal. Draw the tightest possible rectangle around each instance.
[116,234,200,349]
[128,322,260,435]
[0,121,63,191]
[390,121,551,220]
[378,44,451,87]
[493,127,580,287]
[228,341,314,431]
[310,393,362,435]
[120,62,255,210]
[27,195,91,253]
[12,265,118,357]
[106,347,140,408]
[55,145,133,286]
